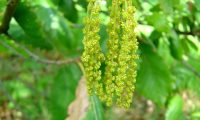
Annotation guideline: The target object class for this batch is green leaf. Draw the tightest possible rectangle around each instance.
[194,0,200,10]
[136,44,173,106]
[132,0,142,10]
[169,38,184,60]
[51,0,78,22]
[187,39,198,51]
[149,30,162,47]
[77,0,88,9]
[159,0,175,14]
[181,38,190,54]
[14,1,77,55]
[84,95,105,120]
[84,108,95,120]
[146,12,170,32]
[150,4,162,12]
[148,0,159,6]
[168,30,184,60]
[171,61,200,97]
[48,64,82,120]
[165,95,183,120]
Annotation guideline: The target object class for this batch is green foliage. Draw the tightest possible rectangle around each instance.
[165,95,184,120]
[48,64,82,120]
[14,1,76,53]
[146,12,170,32]
[51,0,78,23]
[0,0,200,119]
[84,95,105,120]
[137,44,173,106]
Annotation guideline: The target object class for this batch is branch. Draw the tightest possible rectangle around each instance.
[0,35,80,65]
[23,47,81,65]
[0,0,20,34]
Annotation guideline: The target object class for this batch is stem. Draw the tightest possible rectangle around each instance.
[0,0,20,34]
[0,35,80,65]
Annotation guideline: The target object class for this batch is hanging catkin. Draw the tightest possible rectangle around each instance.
[81,0,105,99]
[82,0,138,108]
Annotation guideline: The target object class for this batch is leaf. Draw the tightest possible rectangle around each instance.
[181,39,190,54]
[84,95,105,120]
[159,0,173,14]
[149,30,162,47]
[91,95,105,120]
[132,0,142,10]
[168,30,184,60]
[48,64,82,120]
[14,1,77,55]
[136,44,173,106]
[14,3,51,49]
[171,61,200,96]
[51,0,78,22]
[146,12,170,32]
[165,95,183,120]
[77,0,88,9]
[67,77,89,120]
[187,39,198,51]
[169,38,184,60]
[194,0,200,10]
[150,4,162,12]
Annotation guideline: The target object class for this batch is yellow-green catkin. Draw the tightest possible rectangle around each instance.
[103,0,122,106]
[81,0,105,98]
[82,0,138,108]
[115,0,138,108]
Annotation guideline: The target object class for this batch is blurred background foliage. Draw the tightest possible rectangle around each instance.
[0,0,200,120]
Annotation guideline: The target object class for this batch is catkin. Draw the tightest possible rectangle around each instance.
[81,0,105,98]
[103,0,122,106]
[116,0,138,108]
[82,0,138,108]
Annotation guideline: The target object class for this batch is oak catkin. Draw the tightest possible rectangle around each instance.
[81,0,105,98]
[82,0,138,108]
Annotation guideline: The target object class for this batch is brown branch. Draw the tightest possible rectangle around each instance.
[23,47,81,65]
[0,0,20,34]
[0,35,81,65]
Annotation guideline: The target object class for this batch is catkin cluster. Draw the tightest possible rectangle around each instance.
[82,0,138,108]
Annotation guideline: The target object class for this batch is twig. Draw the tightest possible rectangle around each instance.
[20,46,80,65]
[0,36,80,65]
[176,29,200,36]
[0,0,20,34]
